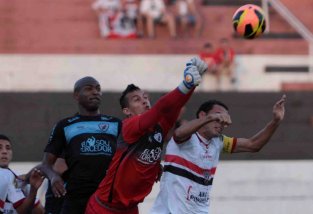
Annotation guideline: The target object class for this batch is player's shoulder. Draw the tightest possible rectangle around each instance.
[0,168,15,182]
[99,114,121,123]
[55,114,81,125]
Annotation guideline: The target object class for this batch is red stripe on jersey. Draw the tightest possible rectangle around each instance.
[231,138,237,153]
[165,154,216,175]
[13,198,25,208]
[0,199,4,209]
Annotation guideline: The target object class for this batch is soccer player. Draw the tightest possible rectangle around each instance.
[85,57,208,214]
[39,76,122,214]
[0,134,45,214]
[150,95,286,214]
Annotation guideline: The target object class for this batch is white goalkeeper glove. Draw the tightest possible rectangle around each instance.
[188,57,208,76]
[178,65,201,94]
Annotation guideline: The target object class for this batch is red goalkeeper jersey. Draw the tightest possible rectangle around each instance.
[87,88,194,213]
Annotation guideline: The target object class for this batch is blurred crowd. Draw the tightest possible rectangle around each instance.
[91,0,203,38]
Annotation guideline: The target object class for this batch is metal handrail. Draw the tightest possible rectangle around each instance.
[262,0,313,72]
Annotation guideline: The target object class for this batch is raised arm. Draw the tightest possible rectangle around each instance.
[15,169,44,214]
[159,58,208,133]
[233,95,286,153]
[123,58,207,143]
[174,112,232,143]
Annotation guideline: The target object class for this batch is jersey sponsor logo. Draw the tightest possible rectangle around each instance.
[186,186,209,204]
[101,116,112,121]
[80,136,112,155]
[67,116,80,123]
[98,123,109,132]
[138,147,162,164]
[48,125,57,144]
[200,152,213,161]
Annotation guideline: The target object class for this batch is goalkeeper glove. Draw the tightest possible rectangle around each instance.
[178,65,201,94]
[188,57,208,76]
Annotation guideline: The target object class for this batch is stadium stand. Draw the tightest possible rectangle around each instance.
[0,0,311,54]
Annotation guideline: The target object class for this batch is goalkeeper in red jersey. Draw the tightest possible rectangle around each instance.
[85,57,208,214]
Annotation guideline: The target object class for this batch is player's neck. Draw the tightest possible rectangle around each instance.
[197,130,213,141]
[79,109,100,116]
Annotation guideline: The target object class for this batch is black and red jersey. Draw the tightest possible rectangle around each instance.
[93,88,194,211]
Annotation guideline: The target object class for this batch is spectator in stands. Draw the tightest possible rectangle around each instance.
[92,0,137,38]
[199,42,221,90]
[151,95,286,214]
[140,0,177,38]
[199,42,217,72]
[215,38,236,86]
[121,0,144,37]
[175,0,203,38]
[0,134,45,214]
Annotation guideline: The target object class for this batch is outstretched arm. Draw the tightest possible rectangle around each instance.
[123,58,207,143]
[233,95,286,153]
[174,112,232,143]
[159,58,208,134]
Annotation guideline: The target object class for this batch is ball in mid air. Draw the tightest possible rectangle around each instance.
[232,4,266,39]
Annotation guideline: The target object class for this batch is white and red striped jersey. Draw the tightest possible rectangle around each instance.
[150,132,236,214]
[0,168,11,213]
[0,168,40,214]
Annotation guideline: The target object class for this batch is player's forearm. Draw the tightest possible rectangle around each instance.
[38,153,59,180]
[157,88,194,115]
[15,187,37,214]
[249,119,281,151]
[174,117,210,142]
[138,88,194,131]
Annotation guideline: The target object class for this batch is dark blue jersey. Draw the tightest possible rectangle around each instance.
[44,114,121,199]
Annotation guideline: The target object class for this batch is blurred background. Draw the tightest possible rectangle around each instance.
[1,0,313,213]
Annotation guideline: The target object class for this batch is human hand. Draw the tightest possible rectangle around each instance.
[208,112,232,128]
[29,168,45,190]
[51,174,66,198]
[272,94,286,122]
[183,65,202,89]
[189,57,208,76]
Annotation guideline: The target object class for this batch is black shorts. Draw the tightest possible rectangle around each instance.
[60,197,90,214]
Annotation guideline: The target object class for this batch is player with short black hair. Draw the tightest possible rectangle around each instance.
[40,76,122,214]
[85,57,208,213]
[0,134,45,214]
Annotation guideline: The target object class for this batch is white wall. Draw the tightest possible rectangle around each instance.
[0,54,312,92]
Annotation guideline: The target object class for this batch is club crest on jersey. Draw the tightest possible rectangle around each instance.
[153,133,162,143]
[98,123,109,132]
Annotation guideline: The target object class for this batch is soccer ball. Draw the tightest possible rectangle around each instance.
[232,4,266,39]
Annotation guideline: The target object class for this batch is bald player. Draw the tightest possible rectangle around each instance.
[40,76,122,214]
